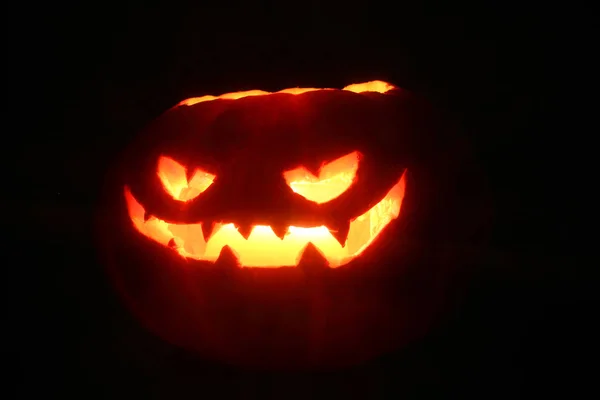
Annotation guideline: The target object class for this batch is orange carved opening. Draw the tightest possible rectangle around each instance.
[125,81,406,268]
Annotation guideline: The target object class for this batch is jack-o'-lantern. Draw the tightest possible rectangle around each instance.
[98,80,486,369]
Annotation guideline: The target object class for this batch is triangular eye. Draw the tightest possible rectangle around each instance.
[157,156,215,202]
[282,151,360,204]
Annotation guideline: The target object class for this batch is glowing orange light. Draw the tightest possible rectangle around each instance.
[125,80,405,268]
[177,80,396,107]
[157,156,215,202]
[124,170,406,268]
[283,151,360,204]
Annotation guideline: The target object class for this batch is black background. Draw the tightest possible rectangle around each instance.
[7,3,585,399]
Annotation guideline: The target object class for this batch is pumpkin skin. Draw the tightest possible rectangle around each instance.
[99,81,481,368]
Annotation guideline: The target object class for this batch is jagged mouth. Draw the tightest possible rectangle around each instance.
[124,171,406,268]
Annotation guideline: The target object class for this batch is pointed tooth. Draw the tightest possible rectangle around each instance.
[201,221,217,241]
[168,238,177,248]
[304,161,322,178]
[185,167,196,183]
[297,242,329,273]
[271,224,288,240]
[236,224,253,240]
[215,245,240,269]
[143,210,152,222]
[330,221,351,247]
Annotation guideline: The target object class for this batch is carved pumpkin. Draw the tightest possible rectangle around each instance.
[99,80,477,368]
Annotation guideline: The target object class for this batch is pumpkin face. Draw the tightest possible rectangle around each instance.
[126,149,406,268]
[124,81,406,268]
[100,80,466,368]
